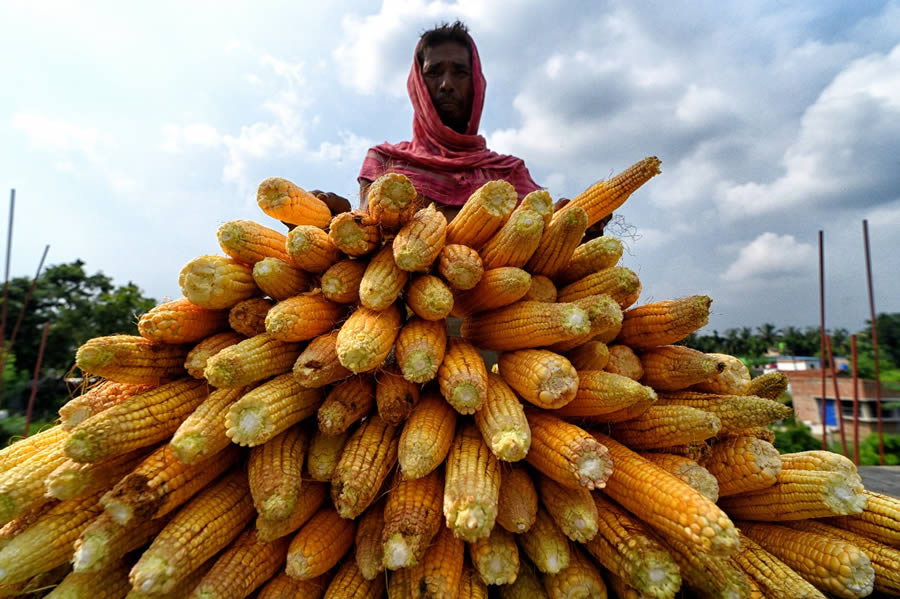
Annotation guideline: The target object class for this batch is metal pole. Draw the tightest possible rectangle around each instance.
[851,334,860,466]
[23,321,50,437]
[0,190,14,353]
[825,334,848,456]
[862,220,884,465]
[819,230,827,450]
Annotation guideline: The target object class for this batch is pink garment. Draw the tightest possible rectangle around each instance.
[358,34,541,206]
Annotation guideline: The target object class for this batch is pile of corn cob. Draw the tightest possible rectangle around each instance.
[0,156,898,599]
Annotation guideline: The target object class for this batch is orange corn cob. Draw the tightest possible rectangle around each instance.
[518,507,570,574]
[75,335,188,384]
[536,473,599,542]
[691,352,751,394]
[331,415,399,519]
[497,349,578,409]
[592,432,740,556]
[0,425,65,466]
[604,344,643,379]
[124,558,216,599]
[47,560,133,599]
[461,300,590,351]
[639,345,726,391]
[179,255,258,309]
[557,266,642,310]
[293,330,352,388]
[321,259,366,304]
[318,374,375,435]
[248,425,308,521]
[72,511,167,573]
[45,447,149,501]
[252,256,311,301]
[254,481,329,543]
[406,274,453,320]
[395,317,447,383]
[398,391,456,480]
[564,340,609,371]
[354,497,386,580]
[526,204,588,278]
[731,532,827,599]
[216,218,290,264]
[204,332,301,387]
[138,297,228,344]
[59,382,155,431]
[256,177,331,228]
[616,295,712,349]
[359,245,408,310]
[225,373,322,446]
[480,207,545,269]
[542,546,608,599]
[422,524,466,598]
[184,331,244,379]
[438,243,484,290]
[228,296,274,337]
[443,423,501,542]
[640,452,719,502]
[662,534,752,599]
[499,561,547,599]
[700,436,781,497]
[826,491,900,547]
[745,371,789,400]
[460,565,489,599]
[739,521,874,599]
[0,436,68,525]
[285,505,356,579]
[546,293,623,353]
[365,172,421,232]
[474,372,531,462]
[286,225,341,273]
[555,235,624,285]
[658,394,793,434]
[258,572,328,599]
[584,492,681,599]
[520,188,554,225]
[525,411,611,490]
[0,501,58,552]
[445,180,518,248]
[336,303,403,373]
[328,210,381,256]
[64,378,207,463]
[323,559,385,599]
[560,156,661,227]
[451,267,532,317]
[554,370,656,420]
[524,274,558,303]
[438,338,488,414]
[307,428,350,482]
[779,450,857,474]
[497,464,538,534]
[469,526,520,585]
[376,364,421,425]
[170,386,248,465]
[393,203,447,271]
[609,405,721,449]
[382,469,444,570]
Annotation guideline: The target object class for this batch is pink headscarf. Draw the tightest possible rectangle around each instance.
[358,34,541,206]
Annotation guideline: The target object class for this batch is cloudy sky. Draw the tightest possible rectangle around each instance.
[2,1,898,336]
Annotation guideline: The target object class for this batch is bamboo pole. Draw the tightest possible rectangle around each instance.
[23,321,50,437]
[818,230,827,450]
[850,334,860,466]
[862,219,884,465]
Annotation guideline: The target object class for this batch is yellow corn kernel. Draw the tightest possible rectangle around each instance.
[826,491,900,547]
[258,572,328,599]
[336,303,403,373]
[285,505,356,579]
[398,391,456,480]
[609,405,721,449]
[536,472,599,542]
[228,296,274,337]
[497,349,579,409]
[662,535,752,599]
[604,344,643,379]
[170,386,249,465]
[564,340,609,371]
[555,235,624,285]
[254,481,328,543]
[179,255,258,309]
[393,203,447,271]
[779,450,857,475]
[616,295,712,350]
[359,245,409,310]
[366,172,421,233]
[318,374,375,435]
[204,332,302,388]
[382,469,444,570]
[445,180,518,249]
[700,436,781,497]
[307,428,350,482]
[525,410,612,490]
[354,498,386,581]
[0,434,68,525]
[44,562,133,599]
[731,532,827,599]
[323,559,386,599]
[480,207,545,269]
[422,521,465,597]
[498,561,547,599]
[293,330,352,388]
[225,373,322,447]
[395,317,447,383]
[461,300,590,352]
[526,204,588,279]
[497,464,538,534]
[745,371,789,400]
[256,177,332,228]
[321,259,366,304]
[406,273,454,321]
[554,370,656,420]
[438,338,488,414]
[376,364,421,426]
[691,352,751,394]
[286,225,341,273]
[524,275,558,303]
[138,297,228,344]
[451,266,531,317]
[332,415,400,519]
[252,256,312,301]
[75,335,189,384]
[640,452,719,502]
[72,511,167,573]
[59,382,155,431]
[469,526,520,585]
[216,218,290,264]
[189,526,290,599]
[557,266,642,310]
[560,156,661,228]
[542,546,608,598]
[328,210,381,257]
[518,507,570,574]
[46,447,148,501]
[184,331,244,379]
[658,392,794,434]
[640,345,726,391]
[438,243,484,290]
[248,425,308,521]
[474,372,531,462]
[546,293,623,353]
[443,424,501,542]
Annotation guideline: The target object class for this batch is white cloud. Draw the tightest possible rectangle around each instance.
[722,232,815,282]
[161,123,220,153]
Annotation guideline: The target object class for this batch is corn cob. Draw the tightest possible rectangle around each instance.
[216,218,290,264]
[321,259,366,304]
[640,452,719,502]
[255,481,329,542]
[286,225,341,273]
[225,373,322,447]
[336,303,403,374]
[460,565,489,599]
[421,525,465,599]
[332,415,399,519]
[44,560,132,599]
[318,374,375,435]
[658,394,793,433]
[323,559,386,599]
[700,436,781,497]
[547,293,623,352]
[536,473,598,542]
[542,545,608,599]
[554,370,656,420]
[328,210,380,256]
[564,340,609,371]
[256,177,332,228]
[438,243,484,290]
[526,204,588,278]
[61,382,150,430]
[124,557,216,599]
[584,492,681,599]
[355,497,386,580]
[445,180,518,248]
[265,291,342,342]
[739,521,874,599]
[779,449,857,474]
[75,335,188,384]
[406,274,454,320]
[170,386,248,465]
[480,207,545,269]
[560,156,661,227]
[639,345,726,390]
[307,428,350,482]
[461,300,590,351]
[376,364,421,425]
[0,565,71,599]
[662,534,751,599]
[593,432,740,555]
[64,378,207,463]
[520,188,554,224]
[473,372,530,461]
[252,256,311,300]
[227,296,274,336]
[0,500,58,552]
[365,172,421,232]
[72,511,167,573]
[393,203,447,271]
[398,391,456,480]
[443,423,501,542]
[555,235,624,285]
[395,317,447,383]
[204,333,301,387]
[248,425,307,521]
[0,424,66,467]
[525,410,612,490]
[604,344,643,379]
[498,349,578,409]
[45,447,148,500]
[138,297,228,344]
[257,572,328,599]
[469,526,520,585]
[285,505,356,579]
[293,330,352,388]
[499,561,548,599]
[609,405,721,449]
[745,371,789,400]
[745,569,766,599]
[497,463,539,534]
[518,507,570,574]
[382,468,444,569]
[616,295,712,349]
[0,489,104,586]
[360,246,409,311]
[387,562,425,598]
[438,338,488,414]
[0,435,68,526]
[731,532,826,599]
[524,274,558,302]
[179,255,258,309]
[826,490,900,547]
[692,352,751,395]
[451,267,532,317]
[605,572,652,599]
[184,331,244,379]
[557,266,642,309]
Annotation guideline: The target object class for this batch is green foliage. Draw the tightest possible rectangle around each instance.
[0,414,58,447]
[771,417,822,454]
[830,433,900,466]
